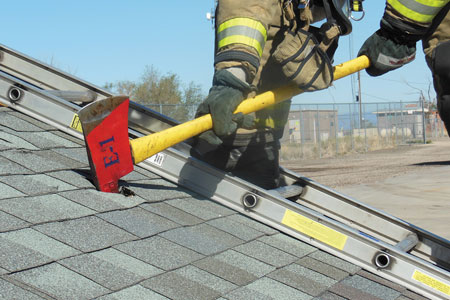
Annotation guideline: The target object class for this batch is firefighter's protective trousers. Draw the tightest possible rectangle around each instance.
[422,4,450,132]
[194,0,295,189]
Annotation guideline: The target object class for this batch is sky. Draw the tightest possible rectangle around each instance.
[2,1,435,105]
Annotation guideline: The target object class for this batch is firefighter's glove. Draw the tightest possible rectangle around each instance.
[358,29,416,77]
[195,69,255,145]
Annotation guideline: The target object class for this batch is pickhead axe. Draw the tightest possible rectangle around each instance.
[78,56,370,193]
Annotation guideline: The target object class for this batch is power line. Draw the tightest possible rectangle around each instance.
[361,92,404,102]
[360,74,430,85]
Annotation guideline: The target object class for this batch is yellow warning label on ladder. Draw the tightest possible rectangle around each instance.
[282,209,348,250]
[412,270,450,296]
[70,114,83,133]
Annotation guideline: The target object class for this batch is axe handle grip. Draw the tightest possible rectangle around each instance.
[130,55,370,164]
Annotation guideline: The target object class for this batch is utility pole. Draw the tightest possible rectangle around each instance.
[421,94,427,144]
[357,71,363,128]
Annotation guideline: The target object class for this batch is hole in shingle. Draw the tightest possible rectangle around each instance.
[119,186,135,197]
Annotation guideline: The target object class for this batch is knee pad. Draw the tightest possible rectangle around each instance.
[433,40,450,94]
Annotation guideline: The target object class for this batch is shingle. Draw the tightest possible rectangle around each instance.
[160,223,243,256]
[312,292,347,300]
[222,287,273,300]
[60,253,153,291]
[97,285,169,300]
[98,207,179,238]
[0,131,39,150]
[51,147,90,165]
[59,189,145,212]
[226,214,279,235]
[233,240,298,267]
[133,166,163,179]
[0,113,44,132]
[329,282,383,300]
[193,256,258,286]
[175,265,237,294]
[141,271,221,300]
[115,236,204,271]
[395,296,415,300]
[228,277,312,300]
[268,264,336,296]
[213,249,276,278]
[258,233,316,257]
[308,250,361,274]
[1,228,80,261]
[125,179,192,201]
[340,275,401,300]
[92,248,163,278]
[0,182,25,199]
[141,202,203,226]
[0,278,45,300]
[121,170,150,182]
[0,156,33,175]
[400,290,430,300]
[357,270,406,292]
[0,236,54,272]
[0,194,94,224]
[0,149,85,172]
[296,257,349,281]
[34,216,137,252]
[11,131,80,149]
[0,174,75,196]
[48,170,94,188]
[9,263,109,299]
[206,216,265,241]
[51,130,86,145]
[166,197,235,220]
[7,111,55,131]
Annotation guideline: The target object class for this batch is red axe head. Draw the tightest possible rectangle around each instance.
[78,96,134,193]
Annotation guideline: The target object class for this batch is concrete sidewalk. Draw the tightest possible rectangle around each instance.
[338,166,450,240]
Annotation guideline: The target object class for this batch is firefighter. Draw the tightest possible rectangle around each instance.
[358,1,450,132]
[193,0,352,189]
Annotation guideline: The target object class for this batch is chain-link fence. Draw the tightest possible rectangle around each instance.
[281,101,447,160]
[144,101,448,160]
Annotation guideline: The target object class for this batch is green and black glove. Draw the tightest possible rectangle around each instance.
[358,15,421,77]
[195,69,255,145]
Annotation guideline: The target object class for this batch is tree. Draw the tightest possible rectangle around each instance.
[104,65,205,122]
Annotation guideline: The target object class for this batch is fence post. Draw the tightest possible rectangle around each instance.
[376,103,380,136]
[400,101,405,143]
[317,105,321,158]
[385,104,388,145]
[334,103,338,156]
[300,105,304,158]
[349,103,354,151]
[434,115,437,138]
[421,98,426,144]
[363,103,368,152]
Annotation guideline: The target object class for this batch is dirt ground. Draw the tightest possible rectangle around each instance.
[281,139,450,240]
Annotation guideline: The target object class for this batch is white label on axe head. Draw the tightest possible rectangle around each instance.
[148,153,165,167]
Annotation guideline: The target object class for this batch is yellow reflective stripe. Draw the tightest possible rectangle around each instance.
[218,18,267,40]
[388,0,448,23]
[217,18,267,57]
[218,36,264,57]
[414,0,448,6]
[255,117,276,128]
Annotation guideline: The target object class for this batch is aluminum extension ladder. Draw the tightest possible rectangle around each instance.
[0,44,449,300]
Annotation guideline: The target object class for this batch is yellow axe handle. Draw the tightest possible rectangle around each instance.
[130,55,370,164]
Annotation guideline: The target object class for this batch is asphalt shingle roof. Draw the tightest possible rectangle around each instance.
[0,105,431,300]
